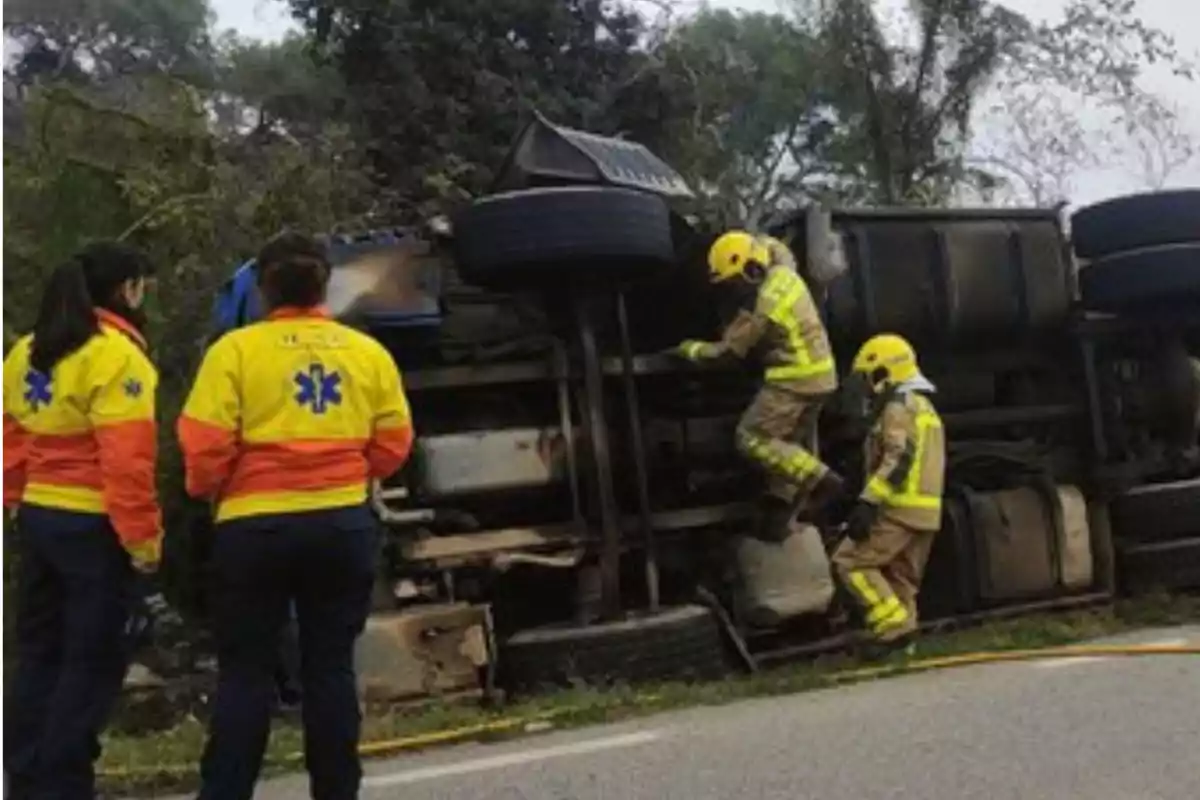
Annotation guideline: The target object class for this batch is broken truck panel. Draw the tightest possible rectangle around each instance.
[492,110,696,200]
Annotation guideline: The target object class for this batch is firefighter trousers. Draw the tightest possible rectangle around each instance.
[197,505,377,800]
[736,384,830,504]
[832,517,936,642]
[4,505,135,800]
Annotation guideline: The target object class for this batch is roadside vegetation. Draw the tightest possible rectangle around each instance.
[100,592,1200,797]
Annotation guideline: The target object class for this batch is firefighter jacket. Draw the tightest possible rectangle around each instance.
[177,306,414,522]
[3,309,162,562]
[682,263,838,396]
[860,381,946,532]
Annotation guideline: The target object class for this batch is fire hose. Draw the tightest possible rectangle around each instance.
[97,639,1199,782]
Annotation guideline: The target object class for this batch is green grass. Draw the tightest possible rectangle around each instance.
[99,593,1200,796]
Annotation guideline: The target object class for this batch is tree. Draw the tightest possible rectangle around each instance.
[212,32,347,140]
[1122,97,1196,190]
[612,7,833,227]
[810,0,1027,205]
[968,88,1103,205]
[967,0,1196,205]
[286,0,651,219]
[4,0,215,87]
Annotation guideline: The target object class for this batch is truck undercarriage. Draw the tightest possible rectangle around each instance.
[313,119,1200,704]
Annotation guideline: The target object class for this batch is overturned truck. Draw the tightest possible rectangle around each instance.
[330,118,1200,702]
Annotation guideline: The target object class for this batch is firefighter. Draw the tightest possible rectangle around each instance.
[675,231,844,536]
[832,333,945,652]
[3,242,162,800]
[179,232,414,800]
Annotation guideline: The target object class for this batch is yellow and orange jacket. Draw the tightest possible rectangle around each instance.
[2,309,163,561]
[177,306,414,522]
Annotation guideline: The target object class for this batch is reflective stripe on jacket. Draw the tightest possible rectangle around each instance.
[705,262,837,395]
[2,310,162,555]
[861,391,945,531]
[177,306,414,522]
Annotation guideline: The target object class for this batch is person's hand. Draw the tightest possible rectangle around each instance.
[843,500,878,543]
[126,538,162,575]
[670,340,707,362]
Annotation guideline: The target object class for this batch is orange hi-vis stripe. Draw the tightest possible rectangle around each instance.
[2,309,162,549]
[178,306,414,522]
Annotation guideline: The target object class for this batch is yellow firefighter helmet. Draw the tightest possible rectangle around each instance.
[851,333,920,392]
[707,230,772,283]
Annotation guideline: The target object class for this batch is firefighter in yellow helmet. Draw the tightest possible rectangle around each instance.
[674,230,844,537]
[832,333,945,653]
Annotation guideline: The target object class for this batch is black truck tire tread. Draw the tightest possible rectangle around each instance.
[453,187,675,289]
[1071,190,1200,259]
[1078,243,1200,312]
[499,605,729,692]
[1117,536,1200,594]
[1109,478,1200,543]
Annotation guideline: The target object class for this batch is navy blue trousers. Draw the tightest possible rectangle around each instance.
[197,505,377,800]
[4,506,134,800]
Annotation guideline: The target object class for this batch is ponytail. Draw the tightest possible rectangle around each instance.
[30,259,100,374]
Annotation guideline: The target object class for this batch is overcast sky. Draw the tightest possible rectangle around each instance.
[211,0,1200,206]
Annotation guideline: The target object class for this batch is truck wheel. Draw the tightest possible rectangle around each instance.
[1118,536,1200,594]
[1072,189,1200,260]
[1110,478,1200,544]
[453,187,676,289]
[1078,243,1200,312]
[498,605,730,693]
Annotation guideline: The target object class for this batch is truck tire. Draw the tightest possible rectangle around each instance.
[1110,478,1200,543]
[498,605,730,693]
[453,187,676,289]
[1072,190,1200,260]
[1078,243,1200,312]
[1117,536,1200,594]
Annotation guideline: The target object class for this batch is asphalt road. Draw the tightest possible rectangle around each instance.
[240,626,1200,799]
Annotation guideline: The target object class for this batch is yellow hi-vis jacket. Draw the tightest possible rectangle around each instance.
[861,389,946,532]
[177,306,414,522]
[682,257,838,396]
[3,309,162,562]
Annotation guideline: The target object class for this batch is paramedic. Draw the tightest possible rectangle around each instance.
[3,241,162,800]
[179,231,414,800]
[207,255,303,713]
[675,231,845,537]
[833,333,945,653]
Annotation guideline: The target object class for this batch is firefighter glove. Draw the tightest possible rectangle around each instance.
[675,340,710,362]
[844,500,879,543]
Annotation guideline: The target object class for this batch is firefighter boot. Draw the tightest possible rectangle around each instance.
[793,469,846,526]
[859,632,917,663]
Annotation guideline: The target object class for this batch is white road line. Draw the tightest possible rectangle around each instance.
[362,730,664,789]
[1033,656,1108,669]
[1032,637,1191,670]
